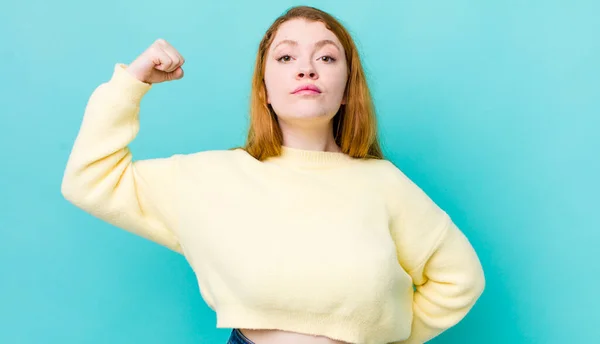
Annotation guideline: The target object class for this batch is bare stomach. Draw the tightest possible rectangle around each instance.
[239,329,352,344]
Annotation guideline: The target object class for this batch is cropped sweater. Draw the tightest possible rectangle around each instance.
[61,64,485,344]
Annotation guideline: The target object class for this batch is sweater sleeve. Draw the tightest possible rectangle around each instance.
[387,164,485,344]
[61,63,182,254]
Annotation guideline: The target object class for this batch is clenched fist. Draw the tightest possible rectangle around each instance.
[126,39,185,84]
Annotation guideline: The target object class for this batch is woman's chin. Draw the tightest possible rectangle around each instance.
[277,109,337,122]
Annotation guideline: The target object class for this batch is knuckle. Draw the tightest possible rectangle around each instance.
[149,45,162,55]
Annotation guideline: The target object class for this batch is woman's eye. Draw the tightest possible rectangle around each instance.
[277,55,292,62]
[276,55,336,63]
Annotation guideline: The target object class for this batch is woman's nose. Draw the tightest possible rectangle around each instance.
[296,66,318,80]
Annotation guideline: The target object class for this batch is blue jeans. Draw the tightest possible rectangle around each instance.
[227,329,255,344]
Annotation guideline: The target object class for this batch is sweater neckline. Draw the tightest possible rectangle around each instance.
[267,145,354,168]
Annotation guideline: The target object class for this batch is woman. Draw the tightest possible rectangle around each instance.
[61,5,485,344]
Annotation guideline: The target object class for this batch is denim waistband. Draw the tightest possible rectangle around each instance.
[227,329,255,344]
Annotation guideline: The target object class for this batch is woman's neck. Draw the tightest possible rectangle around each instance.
[278,119,341,153]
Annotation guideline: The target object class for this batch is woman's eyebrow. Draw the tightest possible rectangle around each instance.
[272,39,341,52]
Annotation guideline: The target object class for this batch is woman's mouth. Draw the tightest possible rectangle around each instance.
[292,84,322,95]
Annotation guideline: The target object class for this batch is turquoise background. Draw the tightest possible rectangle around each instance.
[1,0,598,343]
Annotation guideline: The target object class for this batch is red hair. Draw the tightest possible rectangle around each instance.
[243,6,383,161]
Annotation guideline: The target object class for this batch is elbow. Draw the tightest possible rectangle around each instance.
[61,174,79,205]
[448,251,486,311]
[60,171,88,208]
[465,257,486,307]
[477,264,486,293]
[61,155,80,203]
[472,248,486,296]
[454,225,487,304]
[472,266,486,303]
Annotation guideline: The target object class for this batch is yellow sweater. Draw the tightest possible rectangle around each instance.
[61,64,485,344]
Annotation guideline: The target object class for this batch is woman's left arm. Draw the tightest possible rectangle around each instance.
[385,163,486,344]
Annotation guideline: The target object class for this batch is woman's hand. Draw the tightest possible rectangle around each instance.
[125,38,185,84]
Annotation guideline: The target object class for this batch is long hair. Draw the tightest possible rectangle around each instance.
[243,6,383,161]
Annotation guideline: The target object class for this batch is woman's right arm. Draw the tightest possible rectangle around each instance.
[61,39,186,253]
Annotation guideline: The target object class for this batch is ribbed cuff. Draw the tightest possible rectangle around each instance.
[109,63,152,102]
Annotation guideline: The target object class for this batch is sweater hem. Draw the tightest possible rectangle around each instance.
[215,305,409,344]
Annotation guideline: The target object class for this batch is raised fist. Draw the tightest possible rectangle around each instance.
[125,39,185,84]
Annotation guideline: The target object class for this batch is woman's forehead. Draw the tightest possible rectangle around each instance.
[271,19,342,48]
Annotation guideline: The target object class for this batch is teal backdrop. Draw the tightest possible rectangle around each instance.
[1,0,598,343]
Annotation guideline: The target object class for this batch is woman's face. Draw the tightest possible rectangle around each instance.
[264,19,348,124]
